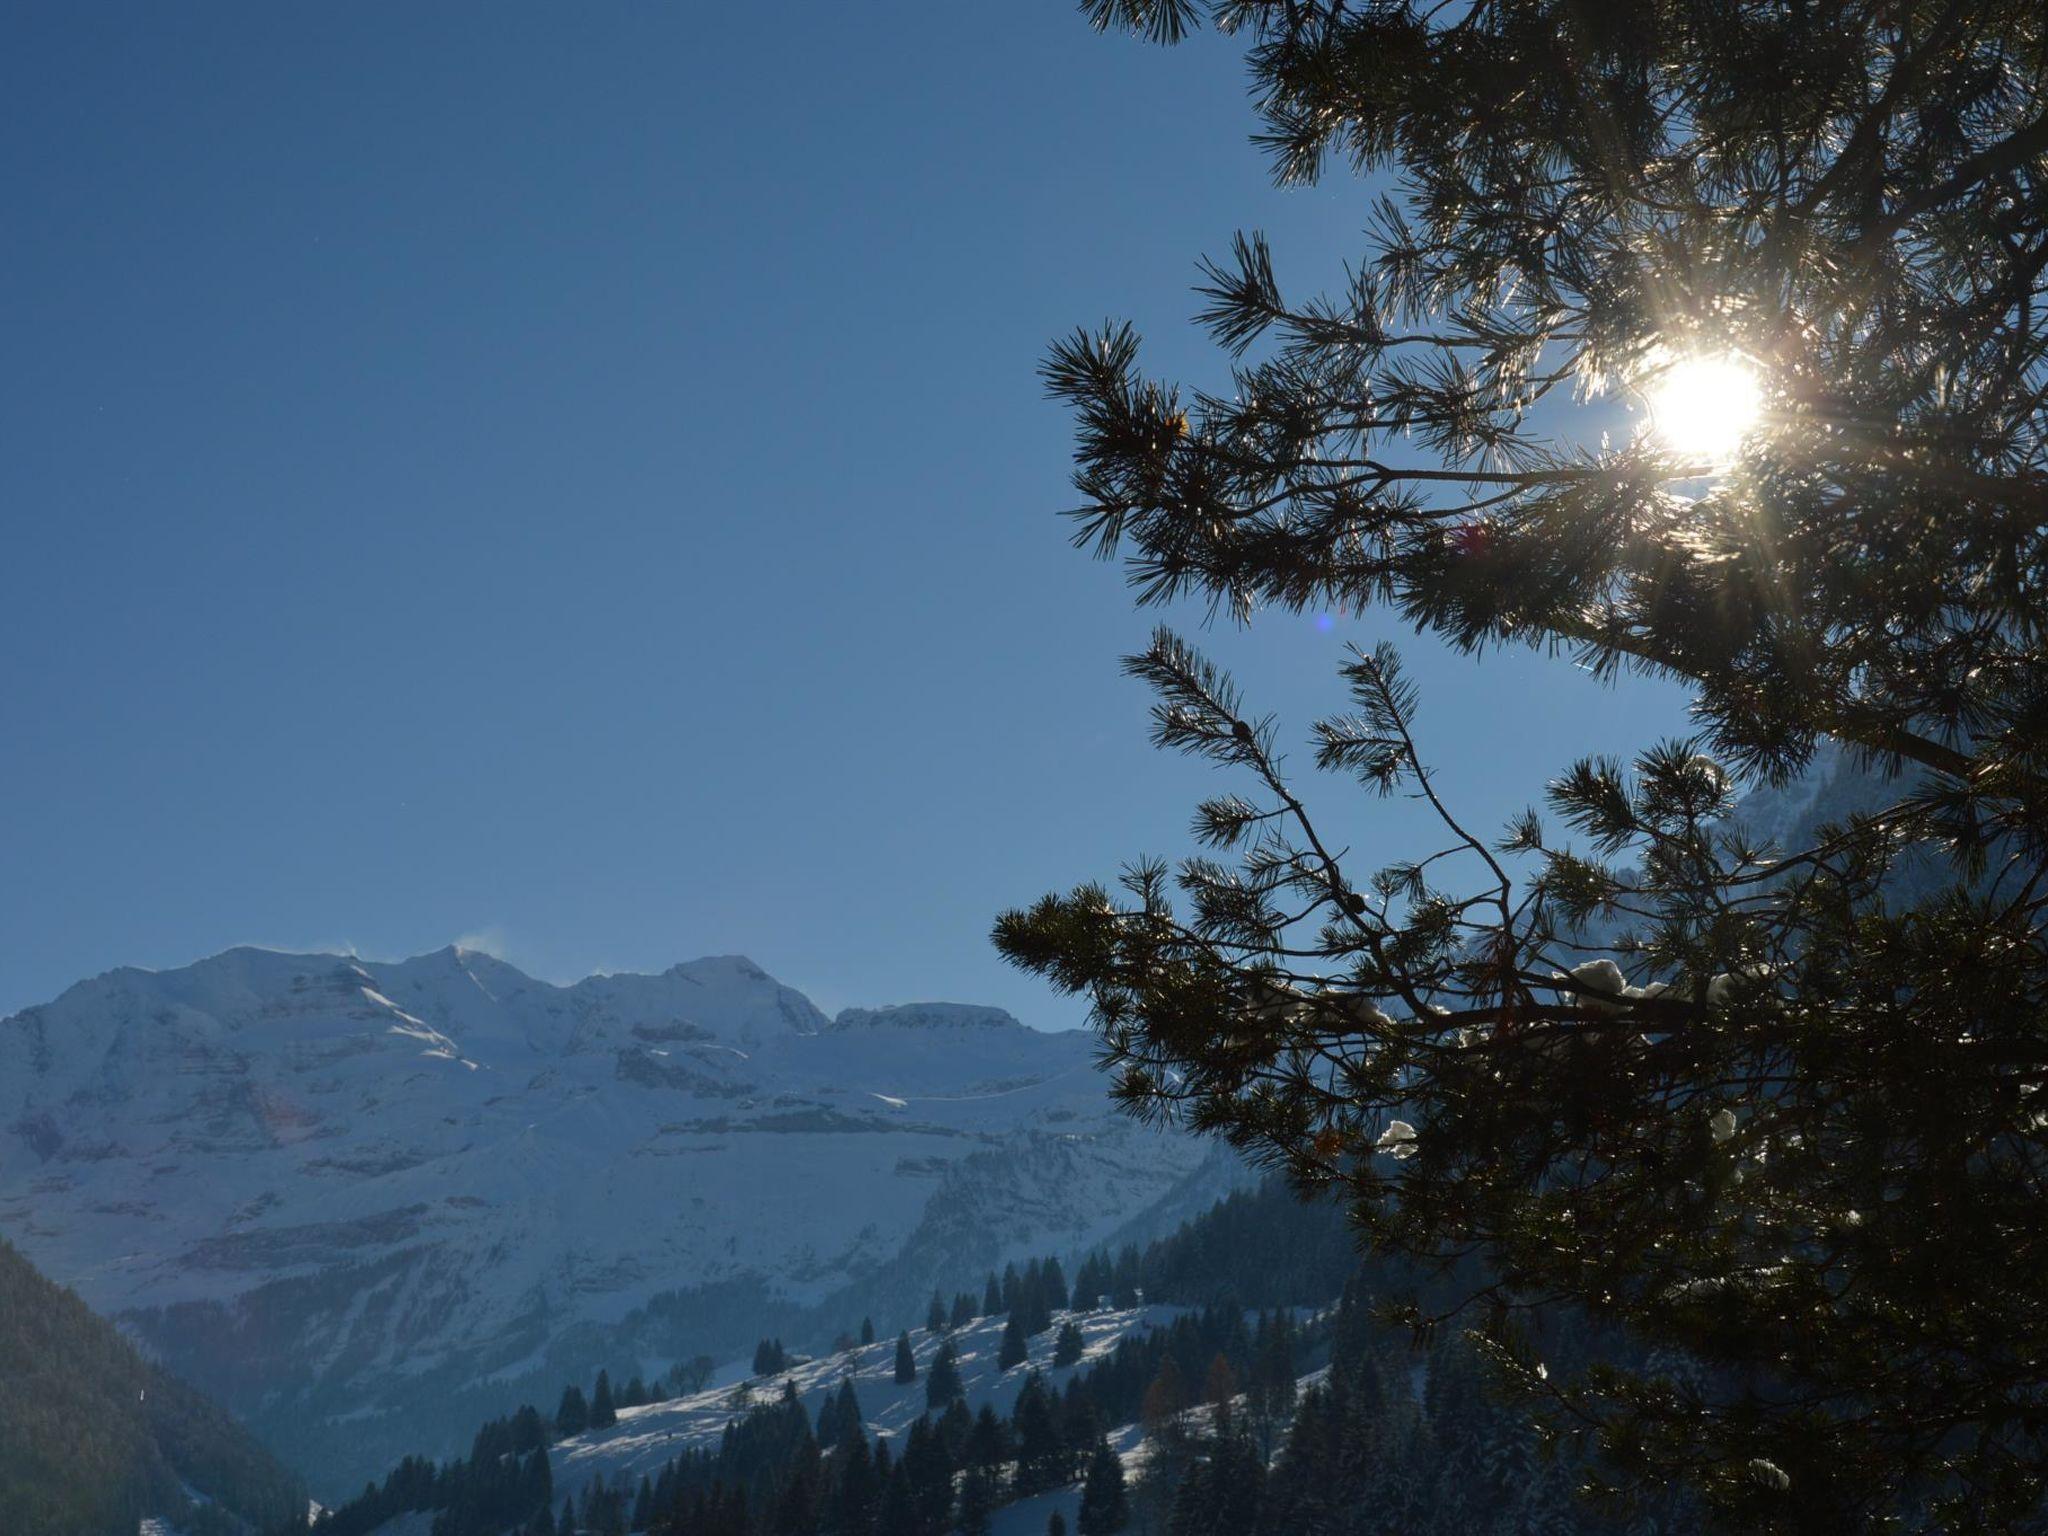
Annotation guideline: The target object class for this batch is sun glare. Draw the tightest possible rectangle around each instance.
[1645,353,1764,466]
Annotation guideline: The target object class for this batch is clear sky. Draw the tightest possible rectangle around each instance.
[1,4,1695,1024]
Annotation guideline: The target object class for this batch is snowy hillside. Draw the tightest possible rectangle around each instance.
[0,947,1217,1491]
[552,1302,1180,1497]
[552,1302,1187,1499]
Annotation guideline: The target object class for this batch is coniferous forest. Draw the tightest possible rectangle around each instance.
[296,1180,1712,1536]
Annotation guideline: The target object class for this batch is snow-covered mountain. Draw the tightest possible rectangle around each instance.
[0,947,1220,1492]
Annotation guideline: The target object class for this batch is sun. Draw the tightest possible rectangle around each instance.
[1644,353,1764,466]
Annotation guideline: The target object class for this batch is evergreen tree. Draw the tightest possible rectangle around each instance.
[1165,1454,1211,1536]
[927,1289,948,1333]
[893,1331,917,1385]
[1012,1372,1068,1495]
[511,1404,547,1452]
[937,1397,975,1461]
[859,1317,875,1347]
[1000,1263,1021,1316]
[828,1380,864,1451]
[956,1463,997,1536]
[1043,1256,1071,1313]
[553,1385,588,1439]
[871,1435,916,1536]
[1108,1249,1139,1312]
[901,1415,956,1536]
[925,1338,963,1410]
[982,1273,1003,1317]
[966,1404,1011,1473]
[1073,1254,1106,1311]
[1246,1312,1297,1462]
[820,1431,877,1536]
[997,1314,1029,1371]
[589,1371,616,1430]
[1053,1320,1085,1369]
[1076,1439,1129,1536]
[772,1434,822,1536]
[1047,1512,1067,1536]
[1061,1377,1104,1455]
[950,1292,976,1329]
[999,2,2048,1526]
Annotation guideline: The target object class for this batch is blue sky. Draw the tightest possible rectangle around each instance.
[1,4,1693,1024]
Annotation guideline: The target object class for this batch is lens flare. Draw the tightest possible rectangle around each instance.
[1645,354,1764,466]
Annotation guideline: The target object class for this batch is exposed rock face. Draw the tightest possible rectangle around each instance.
[0,947,1214,1492]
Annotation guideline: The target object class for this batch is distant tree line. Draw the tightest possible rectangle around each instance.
[310,1406,553,1536]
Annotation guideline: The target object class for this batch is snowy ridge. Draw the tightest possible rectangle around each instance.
[0,948,1217,1491]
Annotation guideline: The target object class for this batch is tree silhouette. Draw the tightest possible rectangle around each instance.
[997,8,2048,1524]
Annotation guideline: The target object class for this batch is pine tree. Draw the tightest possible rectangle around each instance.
[927,1289,948,1333]
[1072,1254,1103,1312]
[1012,1372,1068,1495]
[1061,1376,1103,1455]
[1047,1512,1068,1536]
[1052,1320,1085,1369]
[1077,1439,1129,1536]
[956,1463,997,1536]
[1108,1249,1139,1312]
[950,1291,976,1329]
[893,1331,917,1385]
[1044,1256,1071,1312]
[1000,1263,1021,1317]
[1247,1312,1297,1462]
[925,1337,963,1410]
[967,1404,1010,1472]
[816,1393,839,1452]
[825,1379,863,1451]
[773,1433,823,1536]
[938,1396,975,1461]
[982,1273,1002,1317]
[997,1314,1029,1371]
[902,1414,957,1535]
[1165,1453,1211,1536]
[553,1385,589,1439]
[860,1317,875,1347]
[995,5,2048,1524]
[589,1370,616,1430]
[821,1430,877,1536]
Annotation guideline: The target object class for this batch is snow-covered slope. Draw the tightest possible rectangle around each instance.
[552,1302,1181,1497]
[544,1306,1332,1536]
[0,948,1215,1491]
